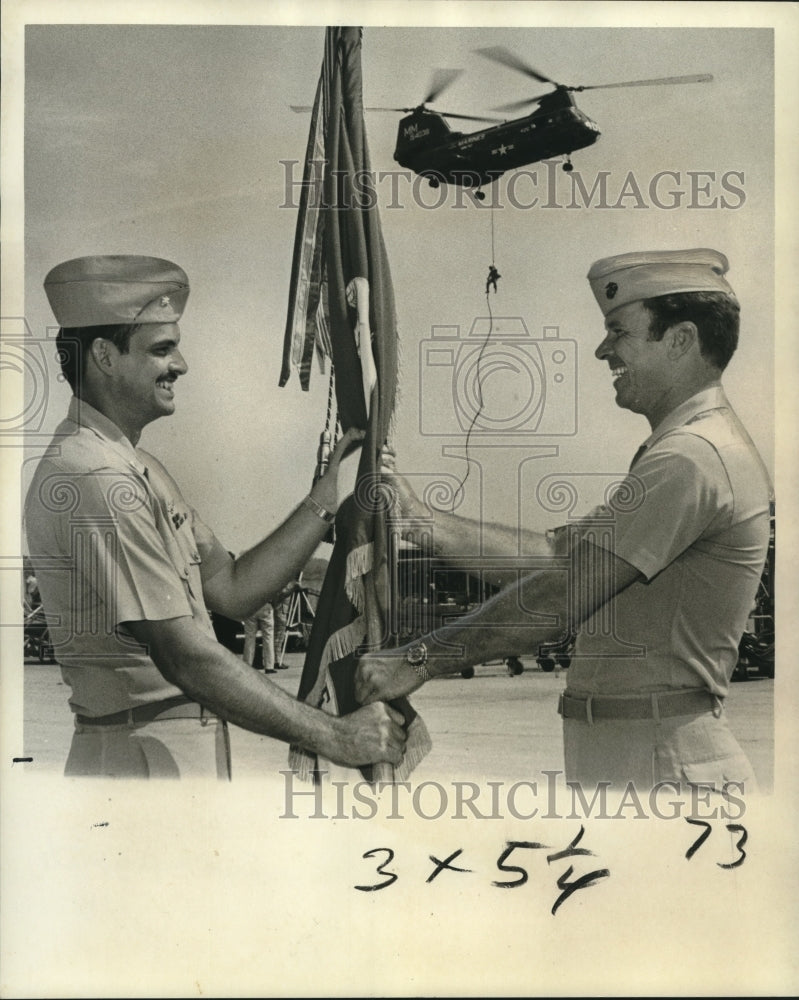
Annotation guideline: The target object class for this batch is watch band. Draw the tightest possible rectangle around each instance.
[302,494,336,523]
[413,661,432,683]
[406,641,431,682]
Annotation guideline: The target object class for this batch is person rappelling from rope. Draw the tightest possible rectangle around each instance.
[486,264,501,294]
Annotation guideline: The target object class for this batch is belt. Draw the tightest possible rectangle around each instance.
[558,689,720,723]
[75,695,213,728]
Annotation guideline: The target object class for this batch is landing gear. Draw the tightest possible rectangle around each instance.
[474,188,486,201]
[536,630,577,672]
[428,176,440,189]
[562,158,574,173]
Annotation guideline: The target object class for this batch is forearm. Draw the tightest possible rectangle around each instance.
[417,569,571,674]
[204,483,335,621]
[355,539,642,706]
[225,496,332,618]
[132,618,343,758]
[354,569,570,704]
[205,429,363,620]
[417,535,640,672]
[401,504,558,591]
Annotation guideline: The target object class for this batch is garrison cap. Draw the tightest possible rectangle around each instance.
[587,248,736,317]
[44,255,189,328]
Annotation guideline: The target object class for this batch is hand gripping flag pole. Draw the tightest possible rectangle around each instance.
[280,26,431,784]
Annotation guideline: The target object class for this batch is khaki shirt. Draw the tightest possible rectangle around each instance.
[570,385,772,698]
[24,398,230,716]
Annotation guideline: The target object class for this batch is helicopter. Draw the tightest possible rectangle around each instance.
[373,47,713,198]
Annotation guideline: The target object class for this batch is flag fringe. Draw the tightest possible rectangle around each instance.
[344,540,373,612]
[287,743,319,782]
[392,714,433,782]
[287,614,368,780]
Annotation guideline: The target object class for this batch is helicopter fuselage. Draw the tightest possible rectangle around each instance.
[393,89,601,188]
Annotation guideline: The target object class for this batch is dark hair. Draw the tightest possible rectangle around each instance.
[56,324,138,392]
[642,291,740,371]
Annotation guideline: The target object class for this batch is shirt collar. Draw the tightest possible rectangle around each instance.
[643,383,728,451]
[66,397,148,477]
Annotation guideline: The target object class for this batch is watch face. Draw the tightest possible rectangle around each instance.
[406,642,427,667]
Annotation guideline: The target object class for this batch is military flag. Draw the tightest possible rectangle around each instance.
[281,26,431,783]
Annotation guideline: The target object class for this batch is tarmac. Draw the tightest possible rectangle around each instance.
[19,651,775,790]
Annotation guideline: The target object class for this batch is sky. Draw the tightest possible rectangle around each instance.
[9,10,781,557]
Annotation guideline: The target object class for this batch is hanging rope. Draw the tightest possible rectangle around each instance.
[486,206,501,294]
[452,205,500,510]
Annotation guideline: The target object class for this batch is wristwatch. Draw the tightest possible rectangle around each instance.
[405,641,431,682]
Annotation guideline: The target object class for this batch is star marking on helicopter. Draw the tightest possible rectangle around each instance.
[492,143,515,157]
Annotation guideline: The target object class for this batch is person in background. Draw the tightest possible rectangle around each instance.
[243,600,278,674]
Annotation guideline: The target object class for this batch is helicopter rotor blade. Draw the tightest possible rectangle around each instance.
[381,107,503,122]
[362,106,419,113]
[572,72,714,92]
[491,93,551,113]
[424,68,464,105]
[360,105,501,122]
[438,111,504,123]
[474,46,557,85]
[295,103,432,114]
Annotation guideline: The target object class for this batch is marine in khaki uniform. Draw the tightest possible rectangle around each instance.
[25,254,406,778]
[355,248,772,792]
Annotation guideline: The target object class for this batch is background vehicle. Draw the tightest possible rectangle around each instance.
[732,504,775,681]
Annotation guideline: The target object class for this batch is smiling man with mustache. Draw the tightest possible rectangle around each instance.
[24,255,406,779]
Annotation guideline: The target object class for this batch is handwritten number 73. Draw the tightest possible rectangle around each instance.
[685,818,748,868]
